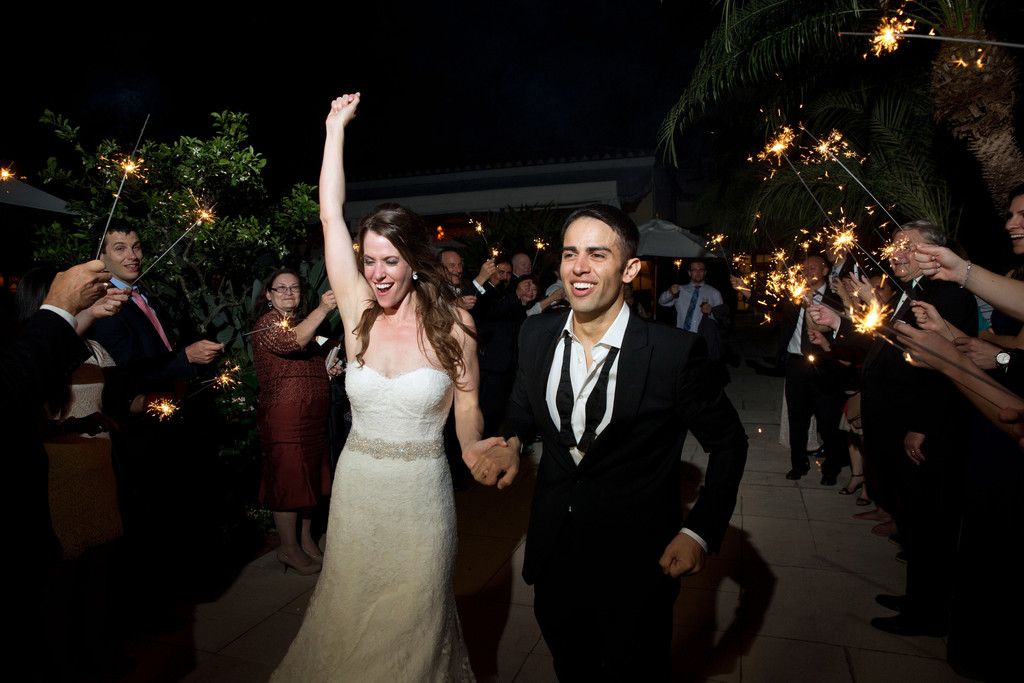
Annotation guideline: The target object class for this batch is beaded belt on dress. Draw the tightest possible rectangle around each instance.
[346,430,445,461]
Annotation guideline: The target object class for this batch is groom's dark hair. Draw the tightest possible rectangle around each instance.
[561,204,639,261]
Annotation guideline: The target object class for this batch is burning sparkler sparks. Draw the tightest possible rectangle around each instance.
[471,218,488,246]
[869,14,915,56]
[211,363,242,389]
[133,199,216,286]
[757,126,796,163]
[852,298,888,335]
[532,238,548,268]
[147,398,179,421]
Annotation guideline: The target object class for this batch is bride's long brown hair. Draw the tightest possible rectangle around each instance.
[353,203,478,384]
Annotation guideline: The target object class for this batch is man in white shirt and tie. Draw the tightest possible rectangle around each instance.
[658,260,724,333]
[469,204,748,681]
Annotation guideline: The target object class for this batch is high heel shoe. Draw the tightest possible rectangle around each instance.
[839,473,864,495]
[278,550,321,576]
[303,548,324,562]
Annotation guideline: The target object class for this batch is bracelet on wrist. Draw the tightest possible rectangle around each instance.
[960,260,971,288]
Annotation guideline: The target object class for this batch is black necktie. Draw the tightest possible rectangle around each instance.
[556,334,620,455]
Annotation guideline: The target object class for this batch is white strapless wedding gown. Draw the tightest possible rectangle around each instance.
[271,364,475,682]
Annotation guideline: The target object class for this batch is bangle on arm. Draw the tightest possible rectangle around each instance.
[960,260,971,289]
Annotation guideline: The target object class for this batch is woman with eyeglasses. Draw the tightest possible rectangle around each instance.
[252,268,338,574]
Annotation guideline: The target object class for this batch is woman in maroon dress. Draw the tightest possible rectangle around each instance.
[253,269,338,574]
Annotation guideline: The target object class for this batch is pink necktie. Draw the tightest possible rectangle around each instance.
[131,290,173,352]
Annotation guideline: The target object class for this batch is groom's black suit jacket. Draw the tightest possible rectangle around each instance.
[503,310,748,585]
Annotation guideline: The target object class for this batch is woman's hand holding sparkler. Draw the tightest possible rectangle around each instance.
[895,322,962,373]
[913,243,968,284]
[909,301,953,339]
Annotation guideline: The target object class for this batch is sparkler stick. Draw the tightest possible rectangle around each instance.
[706,234,733,275]
[132,202,215,286]
[94,114,151,259]
[132,218,202,286]
[839,31,1024,52]
[798,125,903,230]
[223,317,293,345]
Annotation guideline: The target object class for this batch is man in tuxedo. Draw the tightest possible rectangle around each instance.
[472,205,748,681]
[810,221,978,637]
[731,254,847,483]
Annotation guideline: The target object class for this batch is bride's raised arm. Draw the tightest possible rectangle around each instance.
[321,94,371,330]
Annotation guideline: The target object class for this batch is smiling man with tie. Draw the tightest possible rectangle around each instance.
[470,204,748,681]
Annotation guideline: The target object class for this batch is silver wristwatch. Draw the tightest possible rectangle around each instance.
[995,349,1011,372]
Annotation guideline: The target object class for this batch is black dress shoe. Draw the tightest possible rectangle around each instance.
[871,614,946,637]
[785,467,809,480]
[874,594,904,612]
[820,474,837,486]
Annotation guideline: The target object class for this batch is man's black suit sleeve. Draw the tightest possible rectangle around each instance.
[673,336,748,554]
[1,310,90,413]
[501,320,540,442]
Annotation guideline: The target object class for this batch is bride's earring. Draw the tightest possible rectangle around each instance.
[412,271,419,281]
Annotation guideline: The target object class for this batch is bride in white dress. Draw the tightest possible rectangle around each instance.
[271,94,513,682]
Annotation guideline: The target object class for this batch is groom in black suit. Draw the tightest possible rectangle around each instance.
[473,205,748,681]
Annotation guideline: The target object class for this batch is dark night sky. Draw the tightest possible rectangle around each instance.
[4,2,710,192]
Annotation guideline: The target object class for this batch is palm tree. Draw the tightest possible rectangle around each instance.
[660,0,1022,234]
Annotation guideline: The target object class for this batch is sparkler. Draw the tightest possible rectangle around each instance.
[224,317,293,345]
[147,397,178,421]
[706,233,733,275]
[471,219,488,246]
[799,125,905,234]
[840,26,1023,56]
[0,166,15,181]
[532,238,548,268]
[94,114,151,259]
[209,363,242,389]
[132,200,215,286]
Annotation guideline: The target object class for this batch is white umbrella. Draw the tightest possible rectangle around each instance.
[636,219,714,259]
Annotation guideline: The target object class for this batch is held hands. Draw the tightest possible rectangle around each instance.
[659,533,706,578]
[185,339,224,365]
[464,436,520,489]
[326,93,360,135]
